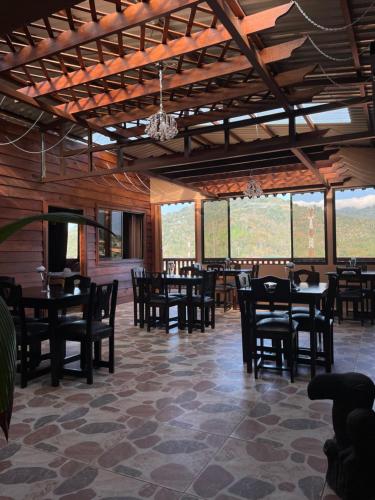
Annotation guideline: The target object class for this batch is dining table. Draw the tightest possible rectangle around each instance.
[21,286,89,386]
[238,281,329,378]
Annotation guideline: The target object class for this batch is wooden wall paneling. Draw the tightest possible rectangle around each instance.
[0,120,152,301]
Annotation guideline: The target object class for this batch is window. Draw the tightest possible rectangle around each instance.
[161,202,195,258]
[98,209,143,260]
[230,195,291,258]
[292,192,325,260]
[203,200,229,258]
[335,187,375,260]
[66,223,79,259]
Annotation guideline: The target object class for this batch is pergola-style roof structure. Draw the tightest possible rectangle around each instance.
[0,0,374,196]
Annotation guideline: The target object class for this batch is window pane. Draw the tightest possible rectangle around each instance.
[230,195,291,258]
[292,192,325,259]
[203,200,228,258]
[111,211,123,259]
[98,209,110,258]
[66,223,78,259]
[161,202,195,258]
[335,187,375,258]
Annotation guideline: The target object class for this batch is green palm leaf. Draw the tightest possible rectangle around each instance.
[0,212,113,440]
[0,212,114,244]
[0,297,16,440]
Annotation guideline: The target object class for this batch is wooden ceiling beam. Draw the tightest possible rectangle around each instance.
[55,37,306,115]
[206,0,291,110]
[87,64,315,129]
[291,147,329,187]
[0,0,201,73]
[41,129,375,183]
[17,2,294,97]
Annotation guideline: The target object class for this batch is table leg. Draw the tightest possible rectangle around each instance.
[49,305,60,387]
[187,283,193,334]
[309,300,317,379]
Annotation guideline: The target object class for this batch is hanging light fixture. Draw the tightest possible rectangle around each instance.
[145,62,178,142]
[243,174,264,198]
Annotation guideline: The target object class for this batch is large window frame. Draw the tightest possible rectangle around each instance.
[202,191,327,264]
[333,186,375,264]
[96,206,145,262]
[160,201,196,260]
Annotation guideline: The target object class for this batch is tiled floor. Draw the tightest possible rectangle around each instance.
[1,303,374,500]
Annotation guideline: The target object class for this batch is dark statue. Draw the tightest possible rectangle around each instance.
[308,372,375,500]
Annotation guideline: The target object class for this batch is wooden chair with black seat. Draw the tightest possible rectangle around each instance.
[144,272,184,334]
[0,281,51,388]
[59,274,92,322]
[189,270,217,332]
[131,267,145,327]
[208,263,234,311]
[292,275,337,374]
[336,266,365,325]
[56,280,118,385]
[250,276,299,382]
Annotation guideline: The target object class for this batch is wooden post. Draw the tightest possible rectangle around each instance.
[87,129,93,171]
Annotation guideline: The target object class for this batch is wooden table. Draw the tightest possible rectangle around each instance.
[138,275,203,333]
[22,286,89,387]
[239,282,329,378]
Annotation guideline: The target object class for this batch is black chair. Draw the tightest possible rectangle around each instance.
[293,275,337,374]
[251,263,260,278]
[336,266,365,325]
[189,270,216,332]
[131,267,145,327]
[64,274,91,293]
[250,276,298,382]
[208,264,234,311]
[144,272,183,333]
[0,282,50,388]
[235,271,251,290]
[292,269,321,315]
[57,280,118,384]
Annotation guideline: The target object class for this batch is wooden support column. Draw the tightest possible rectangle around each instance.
[151,203,162,272]
[195,198,203,263]
[87,129,93,171]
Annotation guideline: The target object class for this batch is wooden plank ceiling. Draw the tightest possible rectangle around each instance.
[0,0,373,195]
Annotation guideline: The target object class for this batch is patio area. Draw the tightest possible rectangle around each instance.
[1,303,374,500]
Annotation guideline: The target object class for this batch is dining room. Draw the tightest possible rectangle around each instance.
[0,1,375,499]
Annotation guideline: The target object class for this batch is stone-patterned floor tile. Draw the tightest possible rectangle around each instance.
[188,436,326,499]
[94,421,226,492]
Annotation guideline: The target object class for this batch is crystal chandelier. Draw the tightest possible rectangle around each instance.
[243,175,264,198]
[145,63,178,142]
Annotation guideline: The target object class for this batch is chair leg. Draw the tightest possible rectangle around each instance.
[86,342,93,385]
[94,341,101,368]
[200,306,205,333]
[165,306,170,334]
[146,304,151,332]
[211,305,215,329]
[109,335,115,373]
[133,301,138,326]
[80,342,86,369]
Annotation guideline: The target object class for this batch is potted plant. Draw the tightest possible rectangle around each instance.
[0,212,112,440]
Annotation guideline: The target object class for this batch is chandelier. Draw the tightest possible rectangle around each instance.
[243,175,264,198]
[145,63,178,142]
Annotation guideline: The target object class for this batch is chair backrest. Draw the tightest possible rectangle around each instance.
[90,280,118,328]
[180,265,198,277]
[0,276,15,285]
[199,270,216,300]
[251,276,293,328]
[336,266,362,289]
[235,272,251,290]
[64,274,91,293]
[144,272,170,298]
[131,267,145,299]
[294,268,320,285]
[0,282,25,329]
[251,263,260,278]
[207,263,224,273]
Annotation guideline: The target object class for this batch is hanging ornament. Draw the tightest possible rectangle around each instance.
[145,63,178,142]
[243,175,264,198]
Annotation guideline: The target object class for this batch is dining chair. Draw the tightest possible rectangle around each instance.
[0,282,51,388]
[57,280,118,384]
[292,275,337,374]
[131,267,145,327]
[208,264,234,311]
[189,270,216,332]
[250,276,298,382]
[144,272,183,333]
[336,266,365,325]
[292,269,321,315]
[64,274,91,293]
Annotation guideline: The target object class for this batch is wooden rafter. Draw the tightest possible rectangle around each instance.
[86,64,315,129]
[18,2,294,98]
[55,37,306,115]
